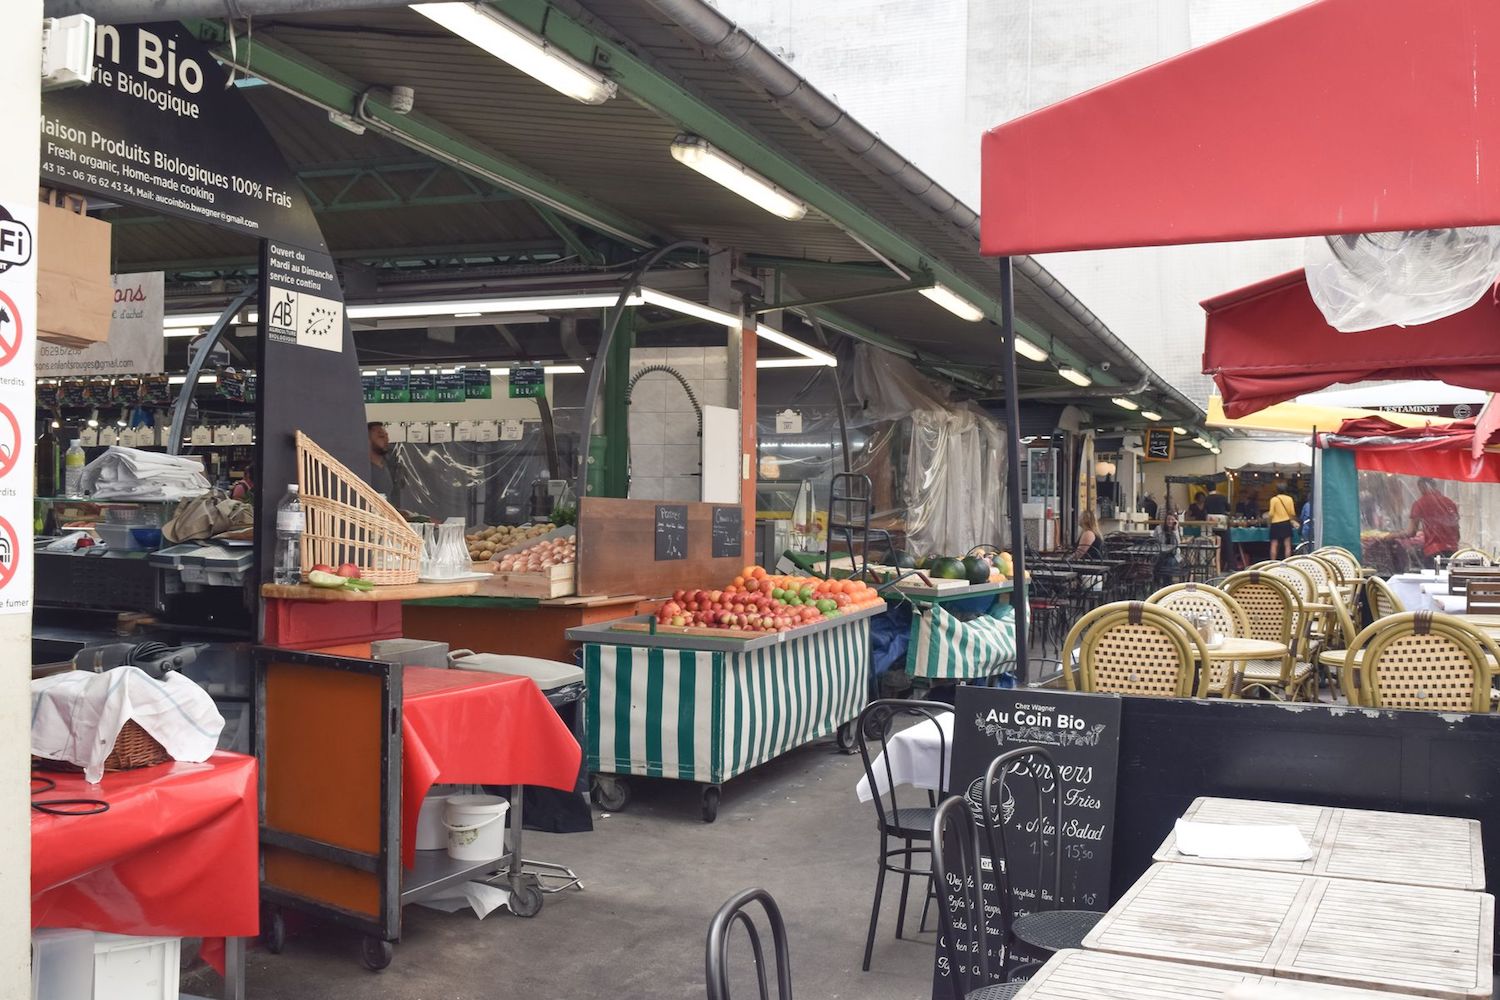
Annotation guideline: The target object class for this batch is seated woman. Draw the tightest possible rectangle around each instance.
[1072,509,1105,561]
[1153,512,1184,587]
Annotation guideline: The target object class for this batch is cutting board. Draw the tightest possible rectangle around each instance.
[260,579,482,602]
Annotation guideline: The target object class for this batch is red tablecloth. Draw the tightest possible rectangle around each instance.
[401,667,581,868]
[31,751,258,972]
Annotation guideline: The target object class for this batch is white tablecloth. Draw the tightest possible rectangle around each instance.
[854,712,953,803]
[1433,593,1468,614]
[1386,571,1448,613]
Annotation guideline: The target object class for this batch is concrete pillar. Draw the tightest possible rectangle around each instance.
[0,2,41,994]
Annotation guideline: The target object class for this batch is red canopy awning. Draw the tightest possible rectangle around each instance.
[980,0,1500,256]
[1202,270,1500,417]
[1320,416,1500,482]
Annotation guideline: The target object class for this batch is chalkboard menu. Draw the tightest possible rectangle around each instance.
[1145,427,1174,462]
[932,688,1122,996]
[654,504,688,561]
[711,506,742,559]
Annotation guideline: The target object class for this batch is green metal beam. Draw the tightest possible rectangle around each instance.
[297,160,522,214]
[753,277,933,314]
[598,308,634,497]
[531,204,605,266]
[186,19,656,248]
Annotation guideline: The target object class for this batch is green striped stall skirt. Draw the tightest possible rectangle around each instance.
[582,619,871,786]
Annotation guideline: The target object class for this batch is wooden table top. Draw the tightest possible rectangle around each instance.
[1083,863,1494,998]
[1015,949,1446,1000]
[1191,637,1288,662]
[1153,797,1485,891]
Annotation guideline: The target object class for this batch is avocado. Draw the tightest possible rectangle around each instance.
[930,557,967,580]
[962,555,993,584]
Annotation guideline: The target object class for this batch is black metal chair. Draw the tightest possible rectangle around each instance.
[856,698,952,972]
[981,746,1103,968]
[705,888,793,1000]
[931,797,1027,1000]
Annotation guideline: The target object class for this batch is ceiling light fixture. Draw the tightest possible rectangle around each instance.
[409,2,618,105]
[1112,397,1139,411]
[670,134,809,221]
[1141,410,1163,422]
[755,357,825,369]
[1057,367,1091,386]
[1015,336,1048,363]
[1174,426,1189,435]
[918,283,986,323]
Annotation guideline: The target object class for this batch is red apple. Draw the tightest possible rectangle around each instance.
[313,563,334,574]
[336,562,360,579]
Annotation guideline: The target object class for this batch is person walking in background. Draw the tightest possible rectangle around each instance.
[1300,489,1315,547]
[1408,477,1460,566]
[1072,509,1104,561]
[1153,512,1183,587]
[1267,483,1297,560]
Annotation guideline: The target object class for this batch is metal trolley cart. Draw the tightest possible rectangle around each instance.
[892,581,1017,692]
[567,602,883,822]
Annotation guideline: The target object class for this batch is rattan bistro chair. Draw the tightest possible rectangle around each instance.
[1147,582,1250,697]
[706,888,794,1000]
[1061,601,1210,698]
[1348,611,1499,714]
[981,747,1104,968]
[931,798,1026,1000]
[1223,571,1314,700]
[855,699,952,972]
[1450,547,1494,567]
[1366,575,1407,619]
[1315,548,1363,604]
[1316,585,1364,704]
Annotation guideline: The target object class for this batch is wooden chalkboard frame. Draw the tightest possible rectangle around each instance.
[577,497,749,597]
[1144,427,1175,462]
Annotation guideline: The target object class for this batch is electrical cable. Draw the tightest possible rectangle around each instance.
[31,773,109,817]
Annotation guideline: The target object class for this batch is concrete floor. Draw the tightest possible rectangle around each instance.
[186,737,937,1000]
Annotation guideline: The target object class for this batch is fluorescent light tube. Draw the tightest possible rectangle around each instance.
[919,283,986,322]
[410,3,617,105]
[1112,397,1139,411]
[1015,336,1048,362]
[167,375,219,385]
[1174,426,1189,435]
[756,357,825,369]
[163,328,202,339]
[1141,410,1162,422]
[543,365,585,375]
[164,312,223,328]
[1057,367,1091,386]
[755,325,837,367]
[639,288,738,328]
[347,293,641,320]
[670,134,808,221]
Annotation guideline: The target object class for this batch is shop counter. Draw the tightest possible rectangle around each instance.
[32,752,258,999]
[566,604,882,822]
[403,593,656,663]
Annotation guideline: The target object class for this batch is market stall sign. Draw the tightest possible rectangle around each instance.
[933,688,1122,993]
[40,23,324,249]
[711,505,742,559]
[1144,428,1174,462]
[509,366,544,398]
[654,504,688,561]
[36,272,164,377]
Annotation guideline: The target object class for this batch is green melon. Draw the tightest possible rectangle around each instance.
[930,557,967,580]
[962,555,993,584]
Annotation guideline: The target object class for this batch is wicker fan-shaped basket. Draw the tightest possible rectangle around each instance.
[34,719,169,773]
[296,431,421,585]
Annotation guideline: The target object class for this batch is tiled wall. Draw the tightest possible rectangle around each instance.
[628,346,732,501]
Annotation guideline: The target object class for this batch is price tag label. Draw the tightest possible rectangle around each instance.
[775,409,803,434]
[500,419,524,442]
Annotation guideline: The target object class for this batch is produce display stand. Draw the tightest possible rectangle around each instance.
[566,601,884,822]
[889,581,1017,690]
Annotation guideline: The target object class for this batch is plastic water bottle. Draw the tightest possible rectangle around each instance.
[274,485,304,585]
[63,439,85,498]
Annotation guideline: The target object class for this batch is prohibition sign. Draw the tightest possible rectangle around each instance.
[0,515,18,592]
[0,403,19,481]
[0,290,21,368]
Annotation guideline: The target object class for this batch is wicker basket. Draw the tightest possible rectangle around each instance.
[296,431,421,585]
[34,719,170,773]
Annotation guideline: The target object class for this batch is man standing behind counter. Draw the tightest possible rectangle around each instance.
[367,421,397,502]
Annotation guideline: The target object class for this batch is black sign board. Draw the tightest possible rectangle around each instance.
[40,23,324,249]
[711,506,742,559]
[654,504,688,561]
[1145,428,1174,462]
[933,688,1122,996]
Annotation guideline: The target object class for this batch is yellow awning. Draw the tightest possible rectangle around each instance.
[1205,394,1457,435]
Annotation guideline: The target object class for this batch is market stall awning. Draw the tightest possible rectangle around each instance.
[1319,416,1500,483]
[1207,394,1458,437]
[979,0,1500,255]
[1201,271,1500,417]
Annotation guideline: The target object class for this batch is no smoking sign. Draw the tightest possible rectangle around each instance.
[0,289,22,368]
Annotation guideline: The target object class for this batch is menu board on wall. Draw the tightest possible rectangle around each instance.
[932,687,1121,995]
[1145,428,1175,462]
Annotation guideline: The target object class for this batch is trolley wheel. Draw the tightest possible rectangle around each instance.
[261,907,286,955]
[835,720,858,754]
[590,775,630,812]
[360,935,393,972]
[701,785,721,823]
[509,880,544,918]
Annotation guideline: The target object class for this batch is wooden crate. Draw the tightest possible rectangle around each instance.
[476,562,576,599]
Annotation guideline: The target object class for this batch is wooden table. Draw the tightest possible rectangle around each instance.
[1016,949,1443,1000]
[1154,797,1485,891]
[1083,863,1494,998]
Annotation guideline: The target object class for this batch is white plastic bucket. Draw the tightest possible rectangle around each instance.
[415,793,451,851]
[443,794,509,861]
